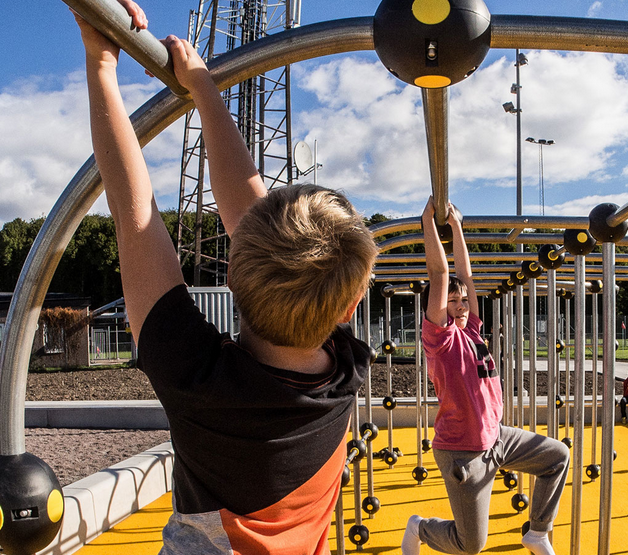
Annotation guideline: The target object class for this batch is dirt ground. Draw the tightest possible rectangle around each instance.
[25,363,624,487]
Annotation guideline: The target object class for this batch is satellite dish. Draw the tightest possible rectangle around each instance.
[294,141,313,175]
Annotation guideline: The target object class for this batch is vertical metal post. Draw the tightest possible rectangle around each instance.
[362,291,375,505]
[591,291,599,466]
[385,295,394,464]
[564,296,571,442]
[547,270,558,439]
[335,492,346,555]
[516,285,525,429]
[503,293,511,425]
[570,256,586,555]
[516,285,525,498]
[507,292,515,426]
[597,243,615,555]
[415,292,423,473]
[422,339,430,446]
[491,296,501,399]
[422,88,449,225]
[528,278,537,507]
[352,391,363,551]
[515,49,523,217]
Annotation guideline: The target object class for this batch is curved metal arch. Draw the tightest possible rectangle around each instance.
[3,5,628,455]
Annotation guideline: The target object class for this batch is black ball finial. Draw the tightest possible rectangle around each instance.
[374,0,492,88]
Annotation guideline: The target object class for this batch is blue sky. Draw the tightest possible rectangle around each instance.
[2,0,628,224]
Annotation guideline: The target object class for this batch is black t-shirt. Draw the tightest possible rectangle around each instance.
[138,284,369,516]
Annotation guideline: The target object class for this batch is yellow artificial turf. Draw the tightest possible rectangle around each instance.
[76,424,628,554]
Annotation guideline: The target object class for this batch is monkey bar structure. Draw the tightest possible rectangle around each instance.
[1,1,628,554]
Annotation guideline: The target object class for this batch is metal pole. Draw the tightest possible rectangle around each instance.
[528,278,538,510]
[335,492,346,555]
[515,49,523,217]
[385,295,394,464]
[597,242,615,555]
[503,293,511,425]
[491,297,501,396]
[422,337,430,446]
[62,0,189,96]
[415,292,423,473]
[569,255,586,555]
[351,391,363,550]
[362,291,376,504]
[507,292,515,426]
[516,286,525,429]
[422,88,449,226]
[591,291,599,466]
[547,270,558,439]
[516,285,525,499]
[564,296,571,443]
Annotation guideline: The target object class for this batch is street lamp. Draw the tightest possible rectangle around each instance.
[526,137,555,215]
[502,50,528,218]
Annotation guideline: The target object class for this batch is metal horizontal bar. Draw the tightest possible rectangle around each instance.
[61,0,189,96]
[368,215,591,238]
[376,252,628,264]
[491,14,628,54]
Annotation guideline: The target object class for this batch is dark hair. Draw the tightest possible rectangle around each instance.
[420,276,467,313]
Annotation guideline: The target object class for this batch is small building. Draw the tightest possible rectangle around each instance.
[0,293,91,369]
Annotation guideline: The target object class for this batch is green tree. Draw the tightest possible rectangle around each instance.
[0,217,45,291]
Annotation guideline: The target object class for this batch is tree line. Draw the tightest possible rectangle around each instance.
[0,211,625,314]
[0,211,217,308]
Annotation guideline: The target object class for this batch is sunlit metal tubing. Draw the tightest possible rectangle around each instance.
[516,286,525,500]
[591,292,599,467]
[570,255,586,555]
[368,215,590,237]
[606,201,628,227]
[598,243,616,555]
[62,0,188,96]
[547,270,558,439]
[376,253,628,263]
[362,291,376,505]
[491,15,628,53]
[528,278,538,517]
[422,88,449,225]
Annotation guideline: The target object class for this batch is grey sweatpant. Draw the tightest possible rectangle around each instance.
[418,425,570,554]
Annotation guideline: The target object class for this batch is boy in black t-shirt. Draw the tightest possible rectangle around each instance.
[74,2,378,553]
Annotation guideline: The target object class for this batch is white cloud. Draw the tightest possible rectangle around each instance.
[541,192,628,216]
[587,1,603,17]
[0,73,180,225]
[292,50,628,216]
[4,48,628,228]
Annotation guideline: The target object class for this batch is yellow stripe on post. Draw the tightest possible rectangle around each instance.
[412,0,451,24]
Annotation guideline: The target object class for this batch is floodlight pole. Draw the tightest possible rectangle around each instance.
[515,49,523,218]
[525,137,555,215]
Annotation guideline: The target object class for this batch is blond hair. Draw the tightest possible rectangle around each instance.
[228,185,378,349]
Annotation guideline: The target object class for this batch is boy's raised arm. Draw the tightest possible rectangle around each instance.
[449,208,479,317]
[165,35,267,237]
[423,197,449,327]
[76,8,184,343]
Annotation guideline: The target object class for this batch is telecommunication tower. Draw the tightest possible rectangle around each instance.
[177,0,301,286]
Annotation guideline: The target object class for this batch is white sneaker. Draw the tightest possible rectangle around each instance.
[401,515,422,555]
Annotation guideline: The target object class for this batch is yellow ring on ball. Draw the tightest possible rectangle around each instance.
[577,232,588,243]
[412,0,451,25]
[47,489,64,523]
[0,505,4,531]
[415,75,452,88]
